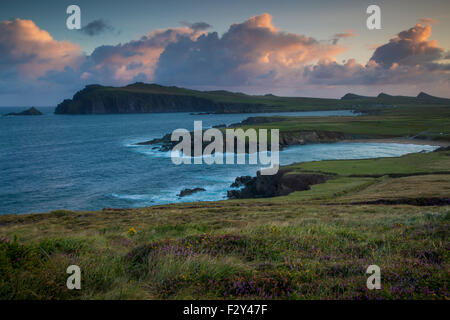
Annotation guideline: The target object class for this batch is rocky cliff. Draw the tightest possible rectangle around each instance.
[227,169,329,199]
[54,83,269,114]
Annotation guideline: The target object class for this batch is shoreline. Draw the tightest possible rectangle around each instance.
[3,139,446,216]
[341,138,450,147]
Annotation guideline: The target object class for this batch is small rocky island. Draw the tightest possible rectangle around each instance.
[177,187,206,197]
[3,107,43,116]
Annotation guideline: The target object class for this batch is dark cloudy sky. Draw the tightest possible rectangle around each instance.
[0,0,449,105]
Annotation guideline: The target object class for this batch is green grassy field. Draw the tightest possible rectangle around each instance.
[238,106,450,142]
[1,149,449,300]
[288,150,450,176]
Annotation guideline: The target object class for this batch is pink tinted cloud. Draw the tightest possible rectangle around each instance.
[419,18,438,25]
[331,31,355,45]
[0,15,449,103]
[334,32,355,39]
[306,22,449,87]
[0,19,83,78]
[155,13,346,86]
[370,23,445,68]
[82,26,209,84]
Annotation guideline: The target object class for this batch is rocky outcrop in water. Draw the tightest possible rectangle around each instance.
[230,176,253,188]
[227,170,329,199]
[3,107,43,116]
[177,188,206,197]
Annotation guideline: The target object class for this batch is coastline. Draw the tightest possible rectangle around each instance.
[340,138,450,147]
[5,108,448,215]
[3,140,443,216]
[138,133,449,153]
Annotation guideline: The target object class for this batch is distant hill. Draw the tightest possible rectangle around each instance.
[377,93,393,99]
[55,83,271,114]
[55,82,351,115]
[417,92,444,100]
[54,83,450,115]
[341,93,372,100]
[341,92,450,105]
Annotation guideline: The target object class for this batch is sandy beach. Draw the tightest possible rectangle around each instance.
[341,138,450,147]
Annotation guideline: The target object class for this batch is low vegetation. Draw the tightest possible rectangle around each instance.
[1,150,449,300]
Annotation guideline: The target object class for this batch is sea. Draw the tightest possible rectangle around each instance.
[0,107,437,214]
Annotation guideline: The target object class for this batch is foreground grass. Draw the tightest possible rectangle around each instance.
[1,151,449,300]
[1,204,448,299]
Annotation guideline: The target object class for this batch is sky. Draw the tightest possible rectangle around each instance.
[0,0,449,106]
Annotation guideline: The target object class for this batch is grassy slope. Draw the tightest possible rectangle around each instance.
[72,83,360,113]
[99,83,357,110]
[1,150,449,300]
[288,150,450,176]
[238,106,450,142]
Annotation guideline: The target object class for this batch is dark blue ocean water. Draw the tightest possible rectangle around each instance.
[0,107,437,214]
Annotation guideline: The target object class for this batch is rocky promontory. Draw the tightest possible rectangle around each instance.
[54,83,450,115]
[227,169,329,199]
[136,116,356,153]
[54,83,271,115]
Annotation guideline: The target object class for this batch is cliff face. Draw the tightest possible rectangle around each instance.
[56,93,215,114]
[54,84,268,114]
[55,83,450,115]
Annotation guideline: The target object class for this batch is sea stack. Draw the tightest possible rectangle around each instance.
[3,107,43,116]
